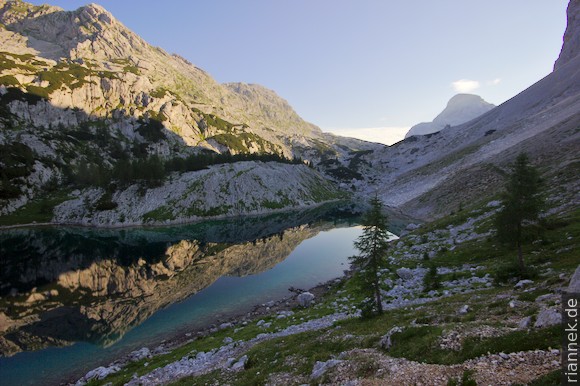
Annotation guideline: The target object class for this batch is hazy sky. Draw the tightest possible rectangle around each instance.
[28,0,569,144]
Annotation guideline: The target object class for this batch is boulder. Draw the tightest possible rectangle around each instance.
[534,309,562,328]
[80,365,121,382]
[567,265,580,293]
[310,359,343,380]
[128,347,151,362]
[518,316,532,329]
[379,326,403,350]
[396,268,413,280]
[458,305,470,314]
[514,279,534,289]
[297,292,315,307]
[405,223,420,231]
[231,355,247,371]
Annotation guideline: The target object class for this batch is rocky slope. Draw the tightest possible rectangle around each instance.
[405,94,495,138]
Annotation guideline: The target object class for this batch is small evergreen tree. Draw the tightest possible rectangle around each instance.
[350,196,391,317]
[423,264,441,292]
[495,153,544,272]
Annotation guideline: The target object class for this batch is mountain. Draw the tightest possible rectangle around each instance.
[345,0,580,219]
[405,94,495,138]
[0,0,380,224]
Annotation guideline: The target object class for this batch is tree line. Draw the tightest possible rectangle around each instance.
[68,151,309,189]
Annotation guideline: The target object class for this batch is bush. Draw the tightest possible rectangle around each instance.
[492,260,539,284]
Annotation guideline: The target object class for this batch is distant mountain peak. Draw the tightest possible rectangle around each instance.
[405,93,495,138]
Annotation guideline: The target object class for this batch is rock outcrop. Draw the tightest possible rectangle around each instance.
[554,0,580,70]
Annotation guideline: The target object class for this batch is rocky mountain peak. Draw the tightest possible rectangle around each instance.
[0,0,145,62]
[405,93,495,138]
[554,0,580,71]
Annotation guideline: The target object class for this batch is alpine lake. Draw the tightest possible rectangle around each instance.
[0,202,405,385]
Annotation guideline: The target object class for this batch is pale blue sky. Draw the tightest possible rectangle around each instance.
[28,0,569,143]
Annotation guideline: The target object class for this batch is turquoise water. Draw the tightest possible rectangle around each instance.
[0,209,367,385]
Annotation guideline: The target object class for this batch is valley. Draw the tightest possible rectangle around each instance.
[0,0,579,385]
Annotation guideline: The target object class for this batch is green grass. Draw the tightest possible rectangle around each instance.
[0,191,71,225]
[142,206,175,222]
[523,369,561,386]
[387,324,560,365]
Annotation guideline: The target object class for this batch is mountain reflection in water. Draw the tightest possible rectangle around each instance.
[0,203,378,357]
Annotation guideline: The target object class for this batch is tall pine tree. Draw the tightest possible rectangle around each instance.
[495,153,544,272]
[350,196,391,317]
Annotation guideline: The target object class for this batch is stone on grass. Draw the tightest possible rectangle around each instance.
[297,292,315,307]
[379,326,403,350]
[534,309,562,328]
[514,280,534,289]
[518,316,532,329]
[310,359,343,380]
[231,355,247,371]
[128,347,151,362]
[458,305,470,314]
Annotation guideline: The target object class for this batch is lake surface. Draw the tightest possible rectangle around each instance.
[0,204,401,385]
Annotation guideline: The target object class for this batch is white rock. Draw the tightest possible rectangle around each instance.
[518,316,532,329]
[396,268,413,280]
[458,305,470,314]
[128,347,151,362]
[310,359,343,380]
[534,309,562,328]
[231,355,247,371]
[379,326,403,350]
[297,292,315,307]
[514,279,534,289]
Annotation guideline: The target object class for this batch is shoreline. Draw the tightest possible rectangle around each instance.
[65,274,347,385]
[0,199,350,231]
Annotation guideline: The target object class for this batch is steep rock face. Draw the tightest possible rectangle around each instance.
[554,0,580,70]
[405,94,495,138]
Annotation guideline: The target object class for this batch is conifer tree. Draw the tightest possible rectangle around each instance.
[350,196,391,317]
[495,153,544,271]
